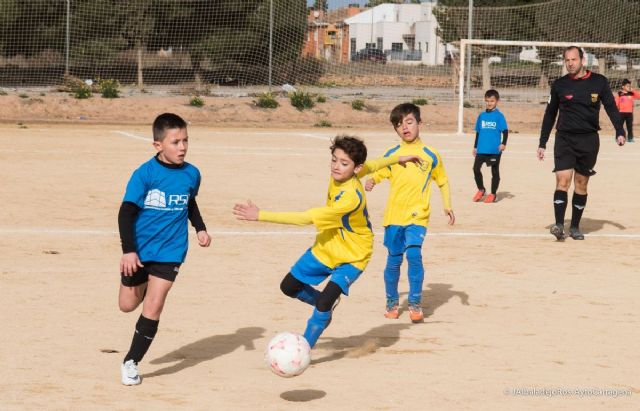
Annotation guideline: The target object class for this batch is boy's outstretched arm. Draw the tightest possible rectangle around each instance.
[233,200,313,225]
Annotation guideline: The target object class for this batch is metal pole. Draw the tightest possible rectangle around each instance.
[268,0,273,91]
[457,40,466,135]
[65,0,70,76]
[465,0,472,101]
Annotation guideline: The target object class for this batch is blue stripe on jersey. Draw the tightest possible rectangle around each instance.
[421,147,438,193]
[384,145,401,170]
[334,190,345,201]
[341,189,364,232]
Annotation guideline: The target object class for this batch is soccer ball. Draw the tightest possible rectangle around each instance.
[265,332,311,378]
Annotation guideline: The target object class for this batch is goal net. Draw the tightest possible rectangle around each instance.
[457,39,640,134]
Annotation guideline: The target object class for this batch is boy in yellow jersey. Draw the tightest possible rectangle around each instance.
[365,103,455,323]
[233,135,420,348]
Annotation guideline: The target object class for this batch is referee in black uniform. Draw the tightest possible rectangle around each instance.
[537,46,626,241]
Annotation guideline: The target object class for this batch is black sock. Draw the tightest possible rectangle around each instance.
[570,193,587,229]
[553,190,568,226]
[124,315,159,364]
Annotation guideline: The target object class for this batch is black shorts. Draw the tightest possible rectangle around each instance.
[120,262,181,287]
[474,154,501,167]
[553,131,599,176]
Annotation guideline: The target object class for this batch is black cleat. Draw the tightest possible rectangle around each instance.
[569,227,585,240]
[550,224,565,240]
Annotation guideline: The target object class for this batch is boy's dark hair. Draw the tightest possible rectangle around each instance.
[563,45,584,59]
[485,89,500,100]
[622,78,631,86]
[390,103,421,127]
[152,113,187,141]
[330,135,367,166]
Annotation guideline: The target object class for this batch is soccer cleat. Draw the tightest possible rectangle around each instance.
[408,304,424,323]
[550,224,565,241]
[484,193,496,203]
[121,359,141,386]
[628,138,635,143]
[472,190,485,202]
[384,300,399,319]
[569,227,585,240]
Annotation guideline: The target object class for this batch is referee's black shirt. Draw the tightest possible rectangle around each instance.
[539,71,625,148]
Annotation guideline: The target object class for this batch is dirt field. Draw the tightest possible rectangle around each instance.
[1,117,639,410]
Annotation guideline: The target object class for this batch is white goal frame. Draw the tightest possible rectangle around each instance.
[457,39,640,135]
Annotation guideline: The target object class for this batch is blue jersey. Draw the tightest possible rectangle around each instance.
[123,156,201,263]
[475,109,508,155]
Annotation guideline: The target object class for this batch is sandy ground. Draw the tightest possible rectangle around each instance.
[0,109,639,410]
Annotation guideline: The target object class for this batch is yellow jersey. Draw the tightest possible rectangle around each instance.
[370,138,451,227]
[258,156,398,270]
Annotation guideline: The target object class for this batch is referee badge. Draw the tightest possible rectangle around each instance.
[591,93,598,103]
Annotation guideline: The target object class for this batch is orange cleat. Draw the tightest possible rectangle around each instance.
[384,304,399,319]
[484,193,496,203]
[408,304,424,323]
[472,190,485,202]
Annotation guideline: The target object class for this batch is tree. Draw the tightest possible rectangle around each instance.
[313,0,328,12]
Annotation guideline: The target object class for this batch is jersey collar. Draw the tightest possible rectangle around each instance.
[569,70,592,80]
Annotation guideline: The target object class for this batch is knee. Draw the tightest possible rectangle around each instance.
[280,273,303,298]
[406,246,422,261]
[386,253,403,268]
[119,300,139,313]
[316,282,342,312]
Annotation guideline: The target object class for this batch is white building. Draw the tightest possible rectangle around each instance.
[344,1,445,65]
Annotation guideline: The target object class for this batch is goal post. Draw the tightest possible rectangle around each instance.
[457,39,640,135]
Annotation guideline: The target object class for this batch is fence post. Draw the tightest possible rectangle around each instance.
[65,0,70,76]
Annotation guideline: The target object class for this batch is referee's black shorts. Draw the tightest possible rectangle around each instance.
[553,131,599,176]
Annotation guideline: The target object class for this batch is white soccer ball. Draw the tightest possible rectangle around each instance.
[265,332,311,378]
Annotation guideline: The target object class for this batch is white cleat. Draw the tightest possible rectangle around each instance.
[121,359,141,386]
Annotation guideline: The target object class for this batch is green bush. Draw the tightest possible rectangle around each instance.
[189,96,205,107]
[351,99,365,111]
[18,93,29,99]
[463,101,473,108]
[289,90,315,111]
[72,83,92,99]
[316,94,327,103]
[98,78,120,98]
[0,89,8,96]
[412,98,428,106]
[314,120,332,127]
[255,92,279,109]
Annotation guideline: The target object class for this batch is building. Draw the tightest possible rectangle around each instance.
[344,1,445,65]
[303,4,363,64]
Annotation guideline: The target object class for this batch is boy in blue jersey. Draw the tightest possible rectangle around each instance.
[472,89,509,203]
[365,103,454,323]
[233,135,421,348]
[117,113,211,385]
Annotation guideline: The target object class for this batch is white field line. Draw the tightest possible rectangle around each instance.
[113,130,152,142]
[1,228,639,239]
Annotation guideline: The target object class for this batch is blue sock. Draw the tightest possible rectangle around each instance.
[295,284,321,306]
[303,309,331,348]
[383,253,403,304]
[406,246,424,305]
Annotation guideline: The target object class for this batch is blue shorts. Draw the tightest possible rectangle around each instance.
[290,248,363,296]
[383,225,427,256]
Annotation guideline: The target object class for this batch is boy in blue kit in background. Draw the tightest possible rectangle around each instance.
[365,103,455,323]
[118,113,211,385]
[233,135,420,348]
[472,89,509,203]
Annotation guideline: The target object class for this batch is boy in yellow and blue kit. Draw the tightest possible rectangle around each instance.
[234,135,420,348]
[366,103,455,323]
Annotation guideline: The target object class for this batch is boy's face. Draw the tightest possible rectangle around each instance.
[623,83,632,92]
[331,148,362,182]
[485,96,498,110]
[394,113,421,143]
[154,127,188,165]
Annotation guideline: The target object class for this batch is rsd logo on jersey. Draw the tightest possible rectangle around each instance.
[481,120,497,129]
[144,189,189,209]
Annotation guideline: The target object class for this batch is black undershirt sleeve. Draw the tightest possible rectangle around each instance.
[474,132,479,149]
[540,83,559,149]
[502,129,509,146]
[118,201,140,254]
[188,197,207,232]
